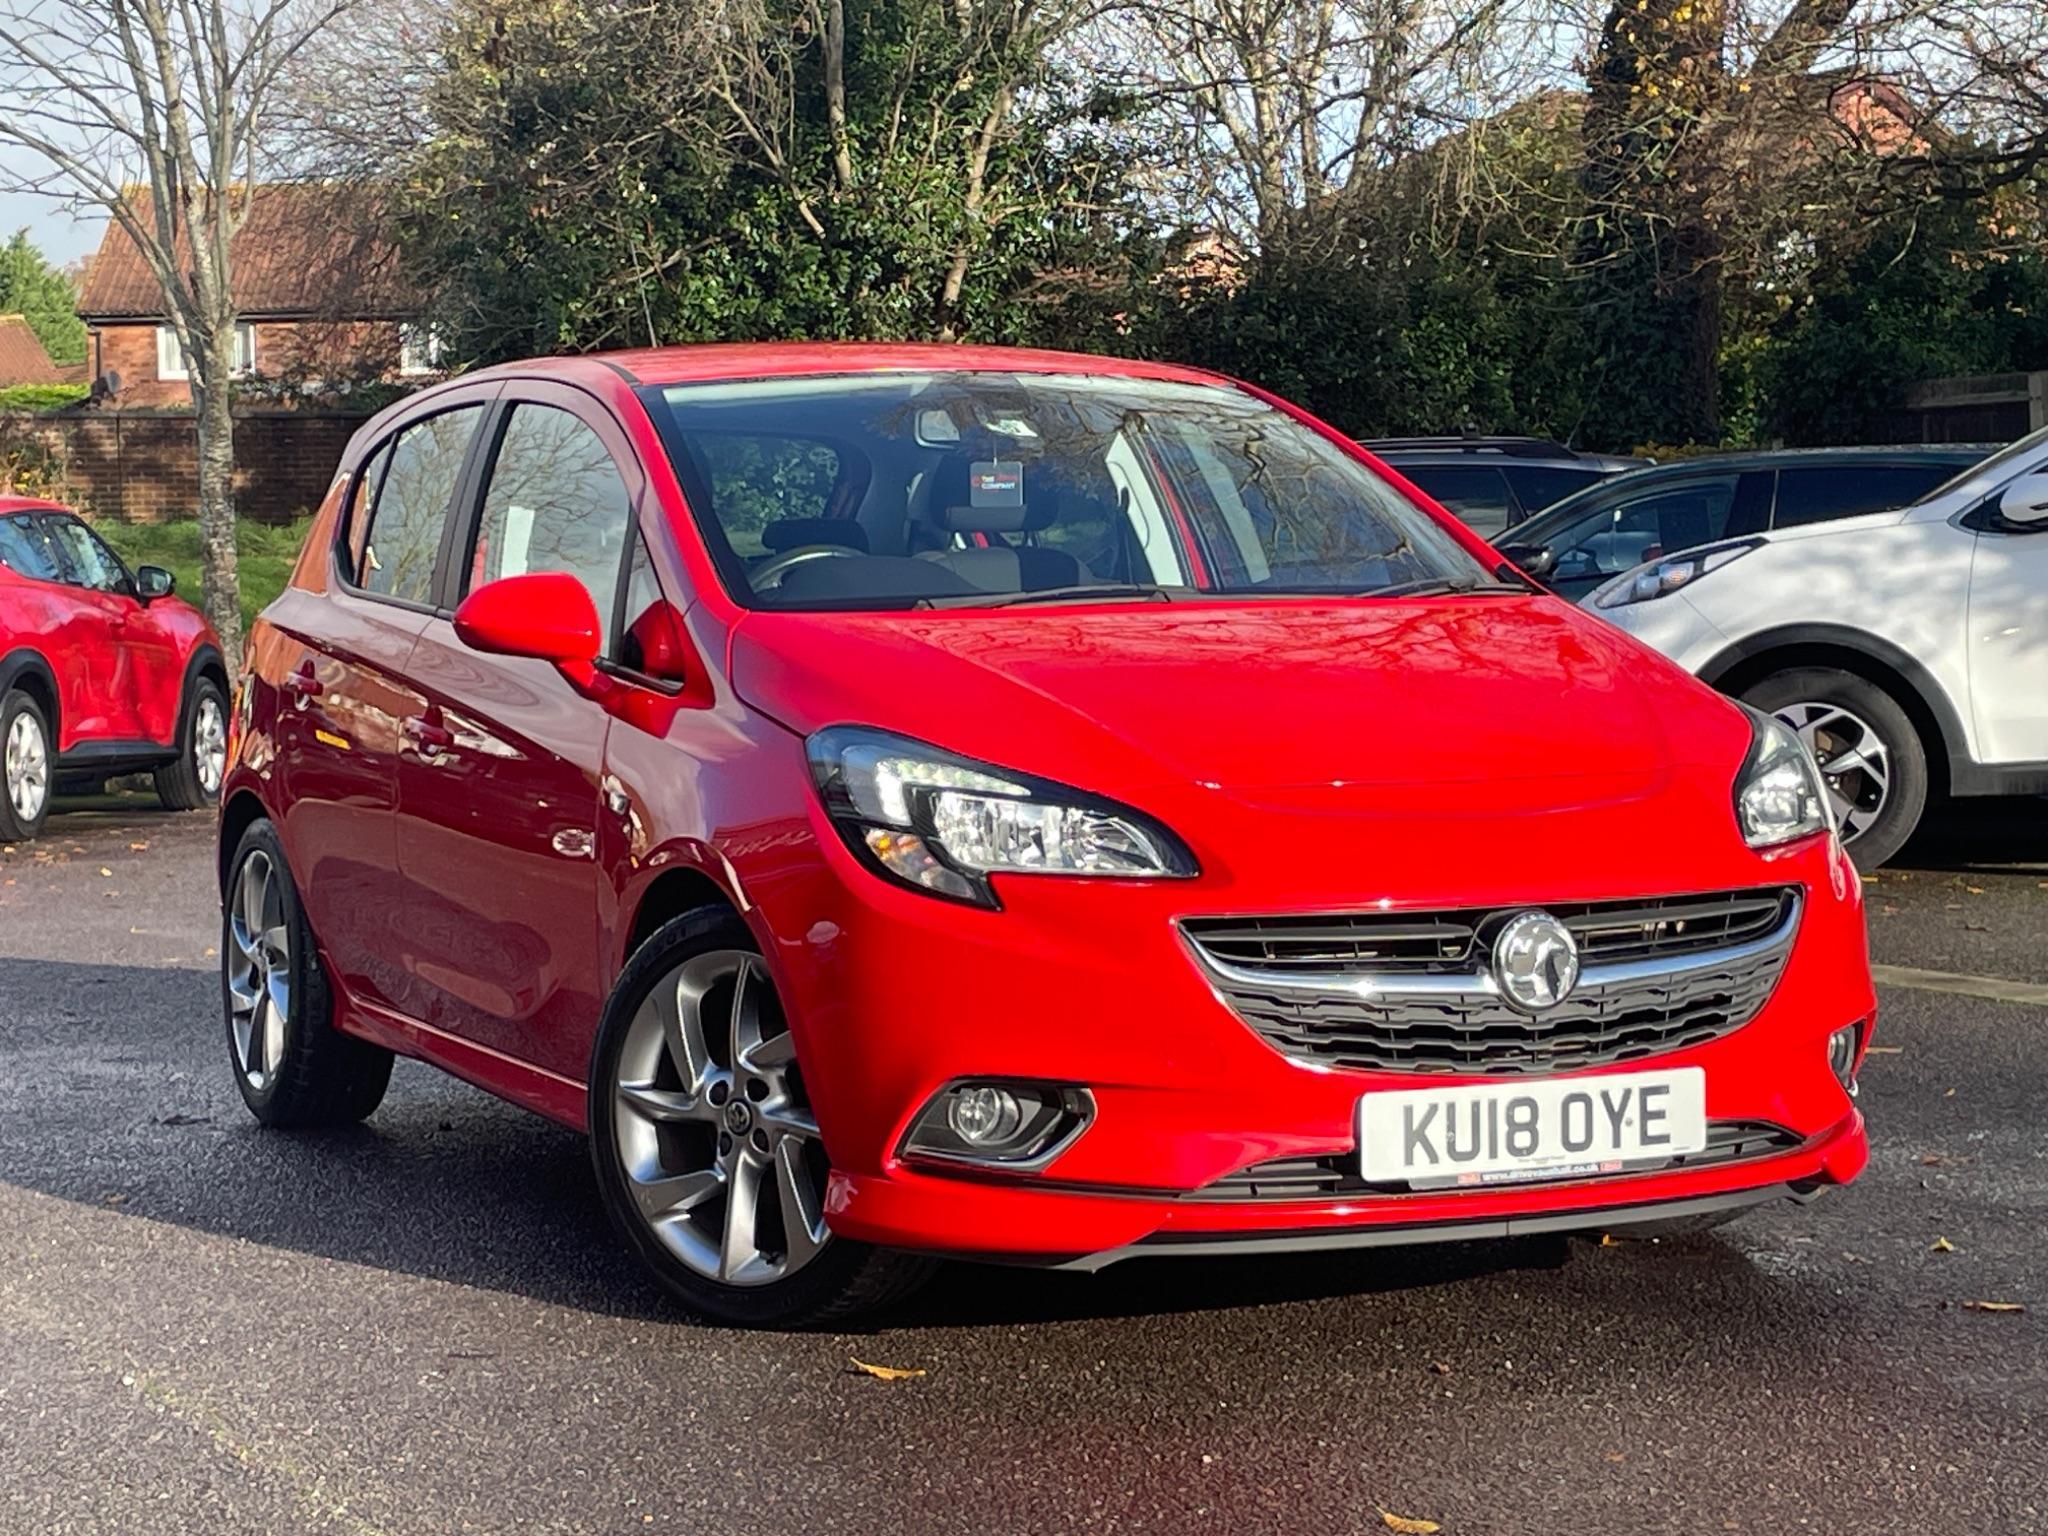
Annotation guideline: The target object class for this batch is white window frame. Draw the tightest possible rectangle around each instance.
[398,323,443,377]
[155,322,257,381]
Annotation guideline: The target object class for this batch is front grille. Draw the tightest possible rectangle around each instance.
[1196,1119,1805,1202]
[1183,887,1799,1076]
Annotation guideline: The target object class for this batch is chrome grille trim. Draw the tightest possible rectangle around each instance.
[1195,1119,1807,1203]
[1183,888,1801,1076]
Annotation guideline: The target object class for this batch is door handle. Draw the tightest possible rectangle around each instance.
[403,717,455,755]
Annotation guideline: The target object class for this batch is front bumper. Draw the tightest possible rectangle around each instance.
[743,790,1875,1265]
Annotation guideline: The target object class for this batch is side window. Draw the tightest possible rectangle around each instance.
[693,434,845,558]
[356,406,483,605]
[0,513,63,582]
[1551,477,1739,580]
[469,404,635,637]
[42,516,131,593]
[1502,465,1602,515]
[1772,464,1957,529]
[1397,465,1516,535]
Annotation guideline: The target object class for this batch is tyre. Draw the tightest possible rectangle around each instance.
[588,907,934,1327]
[222,819,393,1127]
[156,674,229,811]
[1740,666,1928,869]
[1,688,53,842]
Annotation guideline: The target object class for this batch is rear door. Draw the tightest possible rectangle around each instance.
[269,397,491,1015]
[1768,462,1963,529]
[390,384,643,1079]
[1964,506,2048,764]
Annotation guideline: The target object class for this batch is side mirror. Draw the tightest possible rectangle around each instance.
[1496,542,1556,580]
[453,572,601,670]
[1998,472,2048,526]
[135,564,176,602]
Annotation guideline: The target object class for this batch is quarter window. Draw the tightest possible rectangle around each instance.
[468,404,635,637]
[355,406,483,606]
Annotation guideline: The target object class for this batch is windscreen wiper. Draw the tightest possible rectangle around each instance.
[916,584,1181,610]
[1363,577,1528,599]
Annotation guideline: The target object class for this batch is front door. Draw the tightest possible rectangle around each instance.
[37,514,145,744]
[1965,514,2048,762]
[391,387,646,1080]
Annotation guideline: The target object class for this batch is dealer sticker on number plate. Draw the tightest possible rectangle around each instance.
[1357,1067,1706,1185]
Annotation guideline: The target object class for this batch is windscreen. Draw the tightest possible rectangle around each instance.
[642,372,1492,610]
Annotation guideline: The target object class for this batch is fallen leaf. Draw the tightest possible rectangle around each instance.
[1599,1232,1625,1246]
[1860,874,1878,883]
[1962,1301,2025,1313]
[129,841,150,852]
[100,1192,127,1206]
[1930,1236,1956,1253]
[848,1357,926,1381]
[1429,1361,1452,1376]
[1921,1155,1945,1166]
[1966,886,1984,895]
[157,1113,212,1127]
[1379,1512,1441,1535]
[1605,1451,1626,1463]
[1946,1087,1957,1097]
[1866,1045,1903,1054]
[99,866,113,877]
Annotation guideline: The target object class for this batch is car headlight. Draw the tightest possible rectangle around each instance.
[1593,539,1760,610]
[1733,705,1829,848]
[806,726,1197,906]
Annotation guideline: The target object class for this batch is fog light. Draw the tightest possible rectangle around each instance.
[1828,1023,1863,1094]
[947,1085,1023,1146]
[902,1080,1094,1169]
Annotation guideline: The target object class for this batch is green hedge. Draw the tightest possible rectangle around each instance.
[0,383,89,412]
[96,518,311,634]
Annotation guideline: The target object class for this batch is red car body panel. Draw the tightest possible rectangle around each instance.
[220,344,1874,1266]
[0,494,224,765]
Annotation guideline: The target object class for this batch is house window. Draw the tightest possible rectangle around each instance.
[155,322,257,381]
[398,324,444,377]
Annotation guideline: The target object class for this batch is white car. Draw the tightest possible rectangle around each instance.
[1589,429,2048,866]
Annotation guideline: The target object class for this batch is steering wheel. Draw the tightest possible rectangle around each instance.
[751,544,861,590]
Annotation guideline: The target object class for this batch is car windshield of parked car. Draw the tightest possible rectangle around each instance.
[643,373,1495,609]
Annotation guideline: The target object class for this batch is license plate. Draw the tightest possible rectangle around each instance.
[1358,1068,1706,1187]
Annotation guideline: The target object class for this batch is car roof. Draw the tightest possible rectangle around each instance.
[469,341,1238,391]
[0,496,73,516]
[1597,444,1998,477]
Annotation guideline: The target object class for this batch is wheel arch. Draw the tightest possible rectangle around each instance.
[1696,624,1966,797]
[620,865,745,969]
[217,787,270,894]
[182,642,231,711]
[0,645,62,747]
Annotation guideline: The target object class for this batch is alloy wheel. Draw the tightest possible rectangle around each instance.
[226,850,291,1090]
[611,950,831,1288]
[5,710,48,823]
[1773,700,1890,845]
[195,694,227,796]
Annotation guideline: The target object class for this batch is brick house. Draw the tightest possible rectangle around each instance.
[74,185,435,407]
[0,314,86,387]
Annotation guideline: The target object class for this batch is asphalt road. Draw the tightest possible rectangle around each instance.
[3,797,2045,1535]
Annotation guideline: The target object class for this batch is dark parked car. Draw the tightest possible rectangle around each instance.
[1360,437,1645,537]
[1495,446,2001,602]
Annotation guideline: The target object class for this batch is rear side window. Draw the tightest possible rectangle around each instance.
[1397,465,1516,535]
[1503,465,1602,513]
[0,513,63,582]
[1771,464,1957,529]
[355,407,483,605]
[468,404,636,637]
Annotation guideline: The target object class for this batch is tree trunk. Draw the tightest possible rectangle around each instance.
[192,333,242,660]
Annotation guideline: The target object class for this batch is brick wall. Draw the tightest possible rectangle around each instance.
[0,408,367,524]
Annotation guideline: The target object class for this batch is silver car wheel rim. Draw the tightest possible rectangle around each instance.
[195,695,227,796]
[612,950,830,1288]
[5,710,47,822]
[1774,700,1891,844]
[226,850,291,1090]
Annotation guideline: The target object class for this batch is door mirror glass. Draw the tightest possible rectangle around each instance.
[1997,471,2048,526]
[453,572,602,669]
[135,564,176,601]
[1495,542,1555,579]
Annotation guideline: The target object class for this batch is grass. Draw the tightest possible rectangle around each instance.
[98,517,312,633]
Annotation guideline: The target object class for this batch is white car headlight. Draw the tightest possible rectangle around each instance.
[1734,706,1829,848]
[806,726,1197,905]
[1593,539,1760,610]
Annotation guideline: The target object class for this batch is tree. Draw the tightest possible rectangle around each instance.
[400,0,1155,362]
[0,231,87,366]
[0,0,355,656]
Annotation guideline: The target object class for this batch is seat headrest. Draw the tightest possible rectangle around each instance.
[926,451,1058,534]
[936,498,1056,534]
[761,518,870,553]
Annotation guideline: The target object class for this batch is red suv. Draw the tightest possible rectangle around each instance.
[217,346,1873,1324]
[2,496,229,840]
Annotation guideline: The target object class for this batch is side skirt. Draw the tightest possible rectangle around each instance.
[338,996,589,1133]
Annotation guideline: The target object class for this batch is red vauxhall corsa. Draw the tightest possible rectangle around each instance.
[2,496,230,841]
[216,345,1873,1324]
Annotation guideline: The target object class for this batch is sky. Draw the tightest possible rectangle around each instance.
[0,145,108,270]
